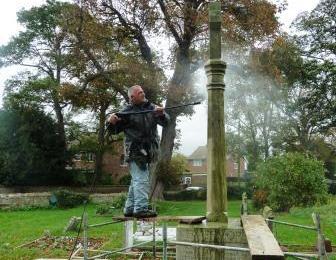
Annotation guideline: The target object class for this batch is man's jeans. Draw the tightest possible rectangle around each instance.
[124,161,150,214]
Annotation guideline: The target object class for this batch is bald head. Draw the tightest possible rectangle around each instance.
[128,85,146,104]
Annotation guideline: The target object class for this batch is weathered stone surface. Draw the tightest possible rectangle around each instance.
[0,192,120,208]
[64,216,81,232]
[176,218,251,260]
[206,1,228,224]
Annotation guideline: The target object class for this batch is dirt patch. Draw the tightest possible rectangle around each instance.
[23,235,105,251]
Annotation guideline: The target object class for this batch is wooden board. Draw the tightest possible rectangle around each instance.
[112,215,206,224]
[241,215,284,260]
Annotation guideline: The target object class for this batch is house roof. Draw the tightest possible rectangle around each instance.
[188,146,238,161]
[188,146,207,160]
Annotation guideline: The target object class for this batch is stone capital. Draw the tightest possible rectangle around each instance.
[205,59,226,90]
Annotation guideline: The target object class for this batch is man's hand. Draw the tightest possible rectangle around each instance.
[154,105,164,116]
[108,113,121,125]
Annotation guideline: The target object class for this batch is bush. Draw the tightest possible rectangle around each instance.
[163,189,206,201]
[0,107,67,186]
[111,193,127,209]
[227,182,253,199]
[53,189,89,209]
[119,174,131,185]
[252,189,268,209]
[254,152,328,211]
[100,174,114,185]
[328,182,336,195]
[96,204,114,215]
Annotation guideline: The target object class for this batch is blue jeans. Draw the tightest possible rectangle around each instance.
[124,161,150,214]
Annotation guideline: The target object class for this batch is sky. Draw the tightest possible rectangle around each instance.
[0,0,320,156]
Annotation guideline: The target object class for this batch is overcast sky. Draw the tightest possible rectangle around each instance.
[0,0,320,156]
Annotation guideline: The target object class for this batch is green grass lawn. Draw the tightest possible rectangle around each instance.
[0,199,335,259]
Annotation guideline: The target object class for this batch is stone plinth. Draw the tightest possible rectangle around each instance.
[176,218,250,260]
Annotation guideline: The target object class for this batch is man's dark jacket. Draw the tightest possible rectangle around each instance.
[106,100,170,168]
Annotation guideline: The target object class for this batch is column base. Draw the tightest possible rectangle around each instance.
[206,211,228,223]
[176,218,250,260]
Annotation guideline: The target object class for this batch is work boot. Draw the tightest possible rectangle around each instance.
[133,210,157,218]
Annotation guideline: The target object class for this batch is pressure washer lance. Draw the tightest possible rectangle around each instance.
[114,100,201,117]
[105,101,202,136]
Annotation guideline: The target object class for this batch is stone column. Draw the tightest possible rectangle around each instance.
[205,1,228,223]
[175,3,249,259]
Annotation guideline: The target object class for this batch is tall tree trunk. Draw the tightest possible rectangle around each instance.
[95,105,108,182]
[237,120,241,188]
[150,48,191,199]
[262,109,269,159]
[53,94,67,170]
[150,112,178,200]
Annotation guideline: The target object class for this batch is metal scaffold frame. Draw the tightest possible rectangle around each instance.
[67,204,331,260]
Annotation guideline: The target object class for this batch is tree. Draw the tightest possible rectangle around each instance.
[224,43,286,171]
[0,0,75,169]
[156,153,188,189]
[80,0,281,198]
[59,3,166,180]
[293,0,336,133]
[263,36,336,176]
[0,101,66,186]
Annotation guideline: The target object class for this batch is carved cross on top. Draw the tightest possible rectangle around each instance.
[209,2,221,60]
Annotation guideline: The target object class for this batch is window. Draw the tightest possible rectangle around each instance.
[74,152,95,162]
[192,159,203,166]
[74,153,82,161]
[120,154,127,167]
[234,162,238,170]
[86,153,95,162]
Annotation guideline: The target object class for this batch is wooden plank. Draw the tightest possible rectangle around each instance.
[241,215,284,260]
[112,215,206,224]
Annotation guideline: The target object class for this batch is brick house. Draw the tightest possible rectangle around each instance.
[72,140,129,183]
[182,145,247,187]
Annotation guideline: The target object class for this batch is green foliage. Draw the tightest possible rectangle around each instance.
[111,193,127,209]
[170,153,188,175]
[227,182,252,200]
[254,152,328,211]
[0,107,67,186]
[156,153,188,189]
[118,174,131,185]
[95,204,114,215]
[99,174,114,185]
[53,189,89,209]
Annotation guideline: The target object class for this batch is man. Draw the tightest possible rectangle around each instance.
[107,85,169,218]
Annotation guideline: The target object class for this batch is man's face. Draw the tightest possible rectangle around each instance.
[131,86,146,104]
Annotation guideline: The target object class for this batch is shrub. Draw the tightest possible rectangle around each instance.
[252,189,268,209]
[227,182,252,199]
[119,174,131,185]
[328,182,336,195]
[111,193,127,209]
[254,152,328,211]
[96,204,114,215]
[100,174,114,185]
[53,189,89,209]
[0,107,67,186]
